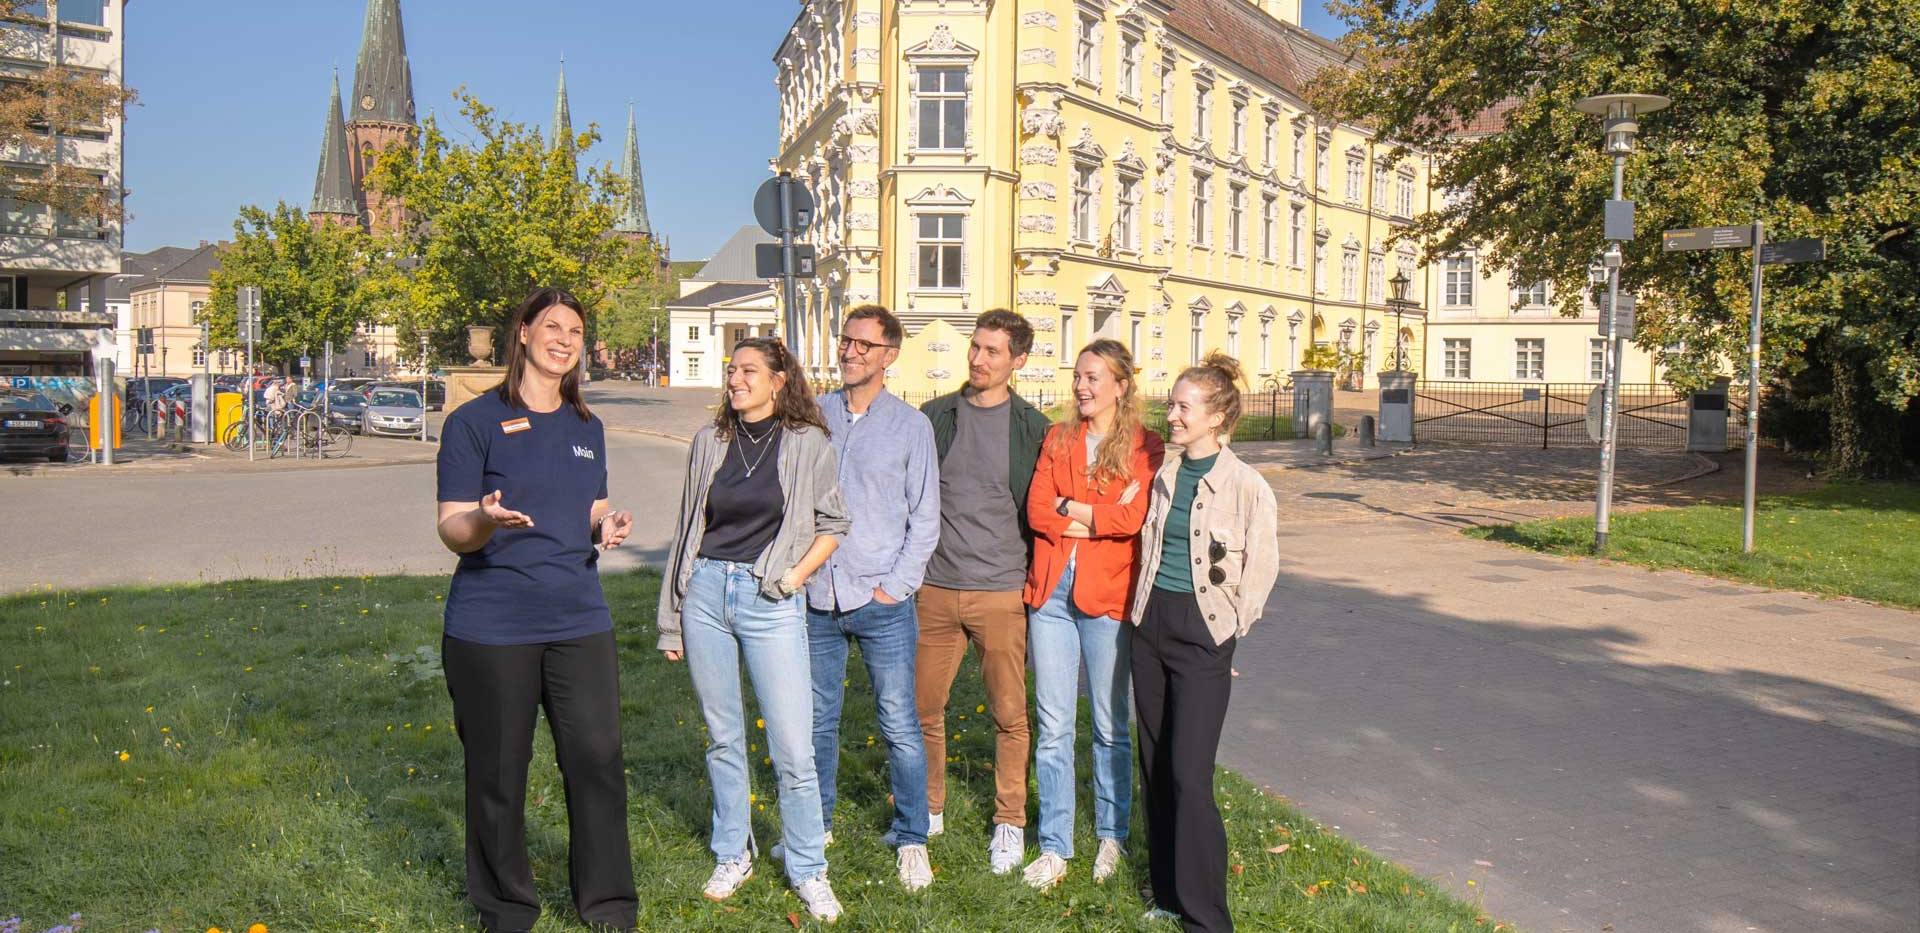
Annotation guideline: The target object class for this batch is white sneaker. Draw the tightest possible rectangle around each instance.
[897,844,934,891]
[1093,837,1124,882]
[793,875,844,923]
[770,830,832,861]
[702,856,753,901]
[1022,850,1068,889]
[988,822,1024,875]
[929,811,944,837]
[1143,906,1182,922]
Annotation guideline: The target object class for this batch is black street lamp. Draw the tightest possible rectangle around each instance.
[1385,270,1417,372]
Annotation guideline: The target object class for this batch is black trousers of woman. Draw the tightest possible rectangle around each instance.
[443,630,636,933]
[1132,587,1238,933]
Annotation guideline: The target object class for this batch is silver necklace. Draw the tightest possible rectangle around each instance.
[734,421,776,477]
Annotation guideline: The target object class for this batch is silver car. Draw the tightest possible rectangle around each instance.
[361,388,426,438]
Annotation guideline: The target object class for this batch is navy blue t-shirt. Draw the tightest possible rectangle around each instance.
[436,390,611,645]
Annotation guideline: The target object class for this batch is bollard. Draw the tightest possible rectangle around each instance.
[1359,415,1377,448]
[1316,421,1333,456]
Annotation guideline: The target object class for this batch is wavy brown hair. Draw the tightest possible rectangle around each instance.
[711,336,828,440]
[1049,338,1147,490]
[496,286,591,421]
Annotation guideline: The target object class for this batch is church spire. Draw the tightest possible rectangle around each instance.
[349,0,416,128]
[311,73,360,224]
[551,59,574,152]
[614,103,652,237]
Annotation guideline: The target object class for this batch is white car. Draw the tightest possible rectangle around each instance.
[361,388,426,438]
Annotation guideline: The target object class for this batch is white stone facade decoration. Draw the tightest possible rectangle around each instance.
[832,108,879,139]
[1151,325,1165,337]
[1033,317,1058,332]
[1035,342,1057,357]
[1017,289,1058,304]
[1016,366,1055,382]
[885,366,899,379]
[926,341,952,353]
[1021,11,1059,28]
[853,11,881,27]
[1020,144,1059,166]
[1151,347,1165,360]
[1020,181,1058,200]
[1019,214,1058,233]
[926,23,960,51]
[853,48,880,64]
[926,368,953,380]
[1021,107,1064,139]
[849,289,879,303]
[1149,369,1168,382]
[849,144,879,161]
[848,211,878,230]
[848,179,879,198]
[1019,48,1057,66]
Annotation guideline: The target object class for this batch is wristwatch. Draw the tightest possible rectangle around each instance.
[1056,498,1072,517]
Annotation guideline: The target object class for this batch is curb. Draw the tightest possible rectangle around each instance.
[606,425,694,444]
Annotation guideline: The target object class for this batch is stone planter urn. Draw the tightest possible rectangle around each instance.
[466,325,495,366]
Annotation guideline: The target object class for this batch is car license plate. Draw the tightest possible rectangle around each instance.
[4,419,41,429]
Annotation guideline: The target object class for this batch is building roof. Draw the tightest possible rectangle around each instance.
[312,73,360,217]
[687,226,777,283]
[668,282,773,310]
[1165,0,1310,96]
[349,0,415,126]
[125,242,221,293]
[1451,98,1521,137]
[613,103,652,236]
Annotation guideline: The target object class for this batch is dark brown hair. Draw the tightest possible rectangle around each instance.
[711,336,829,440]
[1176,351,1245,437]
[844,304,903,347]
[973,309,1034,358]
[496,286,592,420]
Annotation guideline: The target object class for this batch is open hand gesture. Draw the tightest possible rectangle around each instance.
[480,490,534,529]
[598,510,633,549]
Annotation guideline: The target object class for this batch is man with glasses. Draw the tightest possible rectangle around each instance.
[799,304,943,890]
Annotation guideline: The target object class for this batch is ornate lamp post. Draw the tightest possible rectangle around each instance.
[1385,270,1416,371]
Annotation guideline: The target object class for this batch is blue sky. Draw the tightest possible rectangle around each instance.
[125,0,1349,262]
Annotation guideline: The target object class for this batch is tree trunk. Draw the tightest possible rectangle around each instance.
[1823,341,1905,478]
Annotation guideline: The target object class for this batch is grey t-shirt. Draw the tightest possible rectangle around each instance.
[924,395,1026,590]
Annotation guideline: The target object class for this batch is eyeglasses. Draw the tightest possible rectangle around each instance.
[838,336,898,356]
[1207,540,1228,586]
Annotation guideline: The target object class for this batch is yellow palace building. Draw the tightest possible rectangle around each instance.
[772,0,1436,398]
[769,0,1660,397]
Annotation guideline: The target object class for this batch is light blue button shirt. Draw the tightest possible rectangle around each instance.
[805,388,942,612]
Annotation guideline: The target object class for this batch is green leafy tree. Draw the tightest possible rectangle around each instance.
[597,273,677,370]
[1315,0,1919,475]
[362,92,659,363]
[202,203,373,373]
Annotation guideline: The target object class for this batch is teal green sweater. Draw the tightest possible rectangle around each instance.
[1151,452,1218,593]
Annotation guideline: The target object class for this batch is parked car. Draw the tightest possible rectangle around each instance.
[361,388,425,437]
[0,390,72,462]
[321,391,370,433]
[366,379,444,410]
[123,376,188,408]
[333,377,377,394]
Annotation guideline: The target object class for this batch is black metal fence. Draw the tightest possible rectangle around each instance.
[1412,381,1748,450]
[873,386,1299,441]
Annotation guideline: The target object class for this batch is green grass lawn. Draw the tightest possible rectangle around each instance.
[1467,482,1920,609]
[1,571,1508,932]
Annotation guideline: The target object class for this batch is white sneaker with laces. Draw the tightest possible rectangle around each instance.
[897,844,934,891]
[770,831,832,862]
[1143,906,1182,922]
[793,875,844,923]
[1093,837,1124,882]
[988,822,1024,875]
[929,811,944,837]
[1022,851,1068,889]
[702,856,753,901]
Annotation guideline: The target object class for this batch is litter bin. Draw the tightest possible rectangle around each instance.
[214,391,246,443]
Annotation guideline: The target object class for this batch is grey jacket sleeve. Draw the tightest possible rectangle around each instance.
[655,435,705,653]
[810,433,850,539]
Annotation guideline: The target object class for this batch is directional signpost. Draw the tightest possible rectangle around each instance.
[237,286,262,462]
[754,173,816,346]
[1664,222,1826,554]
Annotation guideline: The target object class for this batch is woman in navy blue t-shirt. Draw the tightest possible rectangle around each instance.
[435,287,637,933]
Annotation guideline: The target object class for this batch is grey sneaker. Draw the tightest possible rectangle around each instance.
[793,874,844,923]
[897,844,933,891]
[701,855,753,901]
[988,822,1024,875]
[1093,837,1124,882]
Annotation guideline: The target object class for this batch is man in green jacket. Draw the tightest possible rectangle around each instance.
[915,309,1053,874]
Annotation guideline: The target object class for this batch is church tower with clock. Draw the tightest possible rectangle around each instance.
[310,0,416,233]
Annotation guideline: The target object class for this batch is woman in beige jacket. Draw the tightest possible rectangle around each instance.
[1129,352,1279,932]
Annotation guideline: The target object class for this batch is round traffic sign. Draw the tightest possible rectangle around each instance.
[753,175,816,238]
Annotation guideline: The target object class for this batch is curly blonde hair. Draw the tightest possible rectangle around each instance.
[1051,339,1147,490]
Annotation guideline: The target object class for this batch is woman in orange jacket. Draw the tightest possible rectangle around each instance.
[1019,338,1166,889]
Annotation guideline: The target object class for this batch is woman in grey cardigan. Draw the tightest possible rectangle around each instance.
[656,336,850,923]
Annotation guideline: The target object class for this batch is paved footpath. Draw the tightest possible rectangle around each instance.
[1230,449,1920,933]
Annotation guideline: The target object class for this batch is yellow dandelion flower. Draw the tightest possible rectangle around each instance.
[117,750,130,762]
[145,705,154,713]
[755,718,765,729]
[976,704,986,713]
[423,724,432,732]
[749,792,758,803]
[248,923,269,933]
[161,727,171,734]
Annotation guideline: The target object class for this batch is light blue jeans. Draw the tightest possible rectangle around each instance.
[682,558,829,883]
[808,597,929,846]
[1028,561,1133,859]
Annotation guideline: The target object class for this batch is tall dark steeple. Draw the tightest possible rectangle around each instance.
[550,59,574,153]
[349,0,416,128]
[614,103,652,238]
[310,73,360,227]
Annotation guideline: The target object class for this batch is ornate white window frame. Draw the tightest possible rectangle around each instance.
[907,184,975,295]
[905,28,979,159]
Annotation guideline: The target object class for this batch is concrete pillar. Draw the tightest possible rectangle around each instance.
[1291,369,1334,439]
[1377,370,1415,442]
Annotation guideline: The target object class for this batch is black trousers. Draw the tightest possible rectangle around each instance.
[443,630,636,933]
[1132,587,1237,933]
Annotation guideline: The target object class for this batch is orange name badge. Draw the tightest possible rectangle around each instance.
[500,417,532,435]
